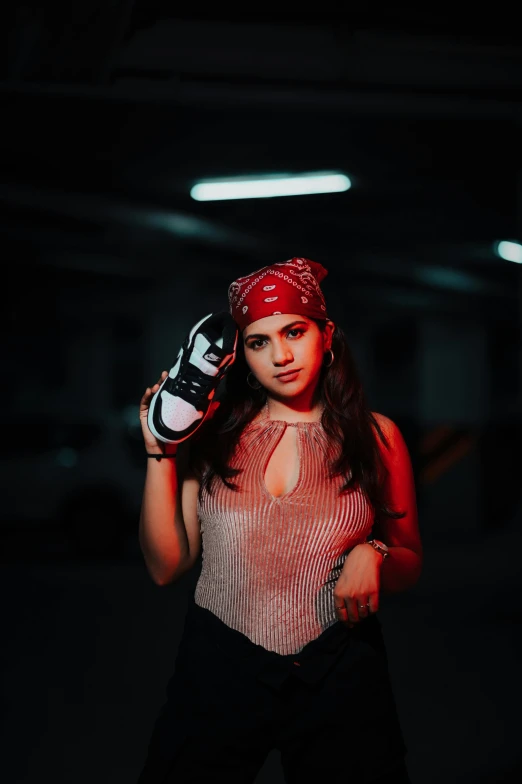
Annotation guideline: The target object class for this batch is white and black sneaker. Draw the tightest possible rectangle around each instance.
[148,311,238,444]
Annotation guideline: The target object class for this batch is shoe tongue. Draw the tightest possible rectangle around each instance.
[191,333,226,375]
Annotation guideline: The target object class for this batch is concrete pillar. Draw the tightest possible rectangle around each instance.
[418,316,488,540]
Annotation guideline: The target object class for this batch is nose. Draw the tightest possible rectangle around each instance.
[272,341,294,366]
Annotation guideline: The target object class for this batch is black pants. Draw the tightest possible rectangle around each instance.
[137,597,411,783]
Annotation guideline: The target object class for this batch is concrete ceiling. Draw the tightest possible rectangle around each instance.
[3,6,522,318]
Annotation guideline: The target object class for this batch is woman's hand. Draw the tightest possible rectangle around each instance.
[139,370,174,455]
[333,543,384,628]
[139,370,221,455]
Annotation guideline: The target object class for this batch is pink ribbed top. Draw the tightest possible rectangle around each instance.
[194,407,374,655]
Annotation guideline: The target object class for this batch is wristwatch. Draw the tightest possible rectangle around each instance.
[366,538,390,561]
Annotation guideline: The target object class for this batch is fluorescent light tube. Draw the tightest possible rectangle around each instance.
[494,240,522,264]
[190,173,351,201]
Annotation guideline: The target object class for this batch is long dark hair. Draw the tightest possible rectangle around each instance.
[186,318,406,531]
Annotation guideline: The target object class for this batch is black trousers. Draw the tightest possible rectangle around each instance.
[137,596,411,784]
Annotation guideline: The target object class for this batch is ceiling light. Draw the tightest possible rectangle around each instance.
[494,240,522,264]
[190,172,351,201]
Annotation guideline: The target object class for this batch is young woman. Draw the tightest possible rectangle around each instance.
[137,257,423,784]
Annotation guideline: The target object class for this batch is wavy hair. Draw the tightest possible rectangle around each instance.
[186,318,406,533]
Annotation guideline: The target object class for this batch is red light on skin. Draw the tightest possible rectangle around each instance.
[276,370,301,382]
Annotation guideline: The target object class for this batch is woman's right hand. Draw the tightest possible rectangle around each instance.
[139,370,177,455]
[140,369,222,455]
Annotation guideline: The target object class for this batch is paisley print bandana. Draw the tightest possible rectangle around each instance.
[228,257,330,331]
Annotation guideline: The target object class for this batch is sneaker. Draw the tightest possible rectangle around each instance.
[148,311,238,444]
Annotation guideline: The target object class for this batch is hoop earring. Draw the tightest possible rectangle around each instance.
[323,348,334,368]
[246,371,262,390]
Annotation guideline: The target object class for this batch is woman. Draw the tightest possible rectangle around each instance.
[137,257,423,783]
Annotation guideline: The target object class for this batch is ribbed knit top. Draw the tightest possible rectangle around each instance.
[194,406,375,655]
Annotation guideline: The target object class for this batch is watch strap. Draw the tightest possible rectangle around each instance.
[366,538,390,560]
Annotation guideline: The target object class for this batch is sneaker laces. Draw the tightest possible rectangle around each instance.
[166,360,223,409]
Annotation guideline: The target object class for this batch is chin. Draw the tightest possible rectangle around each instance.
[277,382,308,396]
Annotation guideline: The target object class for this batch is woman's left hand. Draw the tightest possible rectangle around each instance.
[333,543,384,628]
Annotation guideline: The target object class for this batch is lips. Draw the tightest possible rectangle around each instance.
[275,369,301,379]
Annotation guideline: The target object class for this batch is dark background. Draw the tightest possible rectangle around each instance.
[2,5,521,783]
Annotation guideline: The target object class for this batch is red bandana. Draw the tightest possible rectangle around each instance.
[228,257,330,331]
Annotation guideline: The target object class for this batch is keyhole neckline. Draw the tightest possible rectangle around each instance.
[262,400,323,427]
[261,420,303,501]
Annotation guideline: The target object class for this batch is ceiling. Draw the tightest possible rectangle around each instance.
[3,5,522,320]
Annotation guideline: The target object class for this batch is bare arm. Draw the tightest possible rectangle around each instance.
[138,372,202,585]
[371,412,423,593]
[139,451,184,585]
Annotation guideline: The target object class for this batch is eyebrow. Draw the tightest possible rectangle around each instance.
[244,320,308,341]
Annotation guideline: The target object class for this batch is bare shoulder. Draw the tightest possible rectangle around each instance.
[370,411,393,427]
[370,411,414,476]
[370,411,396,439]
